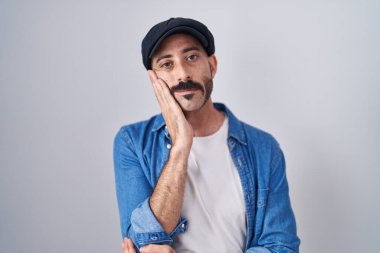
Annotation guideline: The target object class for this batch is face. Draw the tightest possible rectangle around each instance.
[151,33,217,112]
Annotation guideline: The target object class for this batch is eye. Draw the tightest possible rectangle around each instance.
[187,54,198,61]
[160,61,172,69]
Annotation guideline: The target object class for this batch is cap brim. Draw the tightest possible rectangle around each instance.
[148,26,209,58]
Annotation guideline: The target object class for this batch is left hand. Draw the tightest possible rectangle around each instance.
[122,238,134,253]
[122,237,176,253]
[140,244,176,253]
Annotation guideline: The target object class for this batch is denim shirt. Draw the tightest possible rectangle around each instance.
[113,103,300,253]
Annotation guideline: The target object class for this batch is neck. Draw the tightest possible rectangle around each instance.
[184,99,225,137]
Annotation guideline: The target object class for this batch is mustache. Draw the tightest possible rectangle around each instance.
[170,80,204,94]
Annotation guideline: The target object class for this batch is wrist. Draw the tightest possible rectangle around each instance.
[170,143,191,160]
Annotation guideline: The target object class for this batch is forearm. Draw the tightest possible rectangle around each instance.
[149,145,189,234]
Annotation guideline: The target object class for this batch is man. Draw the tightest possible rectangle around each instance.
[114,17,300,253]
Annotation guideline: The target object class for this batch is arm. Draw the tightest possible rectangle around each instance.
[113,128,187,249]
[114,71,192,249]
[247,147,300,253]
[149,146,189,233]
[148,70,193,233]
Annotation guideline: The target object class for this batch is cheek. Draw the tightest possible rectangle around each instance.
[155,71,174,85]
[200,69,213,83]
[154,70,165,80]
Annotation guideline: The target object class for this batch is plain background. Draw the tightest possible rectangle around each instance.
[1,0,379,252]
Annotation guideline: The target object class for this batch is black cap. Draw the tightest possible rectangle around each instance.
[141,17,215,70]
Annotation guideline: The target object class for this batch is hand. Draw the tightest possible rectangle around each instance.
[140,244,176,253]
[148,70,193,151]
[122,237,176,253]
[122,238,135,253]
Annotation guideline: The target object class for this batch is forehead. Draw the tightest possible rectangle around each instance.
[152,33,205,58]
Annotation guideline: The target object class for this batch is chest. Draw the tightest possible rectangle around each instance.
[184,139,246,221]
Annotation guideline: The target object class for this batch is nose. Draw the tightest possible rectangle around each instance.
[175,63,191,82]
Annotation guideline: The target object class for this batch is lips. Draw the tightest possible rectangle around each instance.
[175,88,199,93]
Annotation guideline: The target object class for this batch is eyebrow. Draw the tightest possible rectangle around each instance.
[182,46,201,53]
[155,47,201,63]
[156,54,172,63]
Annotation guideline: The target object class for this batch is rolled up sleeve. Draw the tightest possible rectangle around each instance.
[113,127,187,249]
[131,198,187,246]
[246,247,271,253]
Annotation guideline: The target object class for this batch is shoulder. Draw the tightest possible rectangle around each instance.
[241,121,280,149]
[238,120,283,166]
[114,114,162,146]
[217,102,281,153]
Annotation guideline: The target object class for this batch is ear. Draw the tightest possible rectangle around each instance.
[208,55,218,78]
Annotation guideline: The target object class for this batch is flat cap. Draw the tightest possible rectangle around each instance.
[141,17,215,70]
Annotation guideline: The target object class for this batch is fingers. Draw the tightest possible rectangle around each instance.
[148,70,159,87]
[148,71,175,102]
[140,244,176,253]
[122,238,136,253]
[123,238,176,253]
[148,70,165,100]
[127,239,136,253]
[148,70,169,90]
[123,238,177,253]
[122,238,128,253]
[147,70,193,147]
[148,70,181,116]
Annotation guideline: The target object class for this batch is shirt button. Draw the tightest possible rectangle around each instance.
[151,235,158,240]
[166,143,172,149]
[181,223,187,232]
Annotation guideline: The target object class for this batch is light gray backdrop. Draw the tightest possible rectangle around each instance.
[1,0,379,252]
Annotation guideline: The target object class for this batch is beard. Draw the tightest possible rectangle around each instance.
[169,77,213,111]
[202,77,213,106]
[169,64,214,110]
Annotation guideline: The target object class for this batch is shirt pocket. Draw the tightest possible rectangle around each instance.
[254,188,269,233]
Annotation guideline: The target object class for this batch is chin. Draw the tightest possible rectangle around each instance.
[177,96,211,113]
[178,100,204,112]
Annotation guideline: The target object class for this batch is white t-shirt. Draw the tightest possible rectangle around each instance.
[173,117,247,253]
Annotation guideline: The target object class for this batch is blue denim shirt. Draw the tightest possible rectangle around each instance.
[113,103,300,252]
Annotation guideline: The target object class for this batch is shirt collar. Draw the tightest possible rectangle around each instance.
[151,102,247,146]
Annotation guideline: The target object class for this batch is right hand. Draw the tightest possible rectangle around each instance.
[148,70,193,151]
[122,237,176,253]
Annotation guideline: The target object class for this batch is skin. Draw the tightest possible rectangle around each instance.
[122,33,225,252]
[122,238,175,253]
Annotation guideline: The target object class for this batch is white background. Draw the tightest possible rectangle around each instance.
[1,0,379,252]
